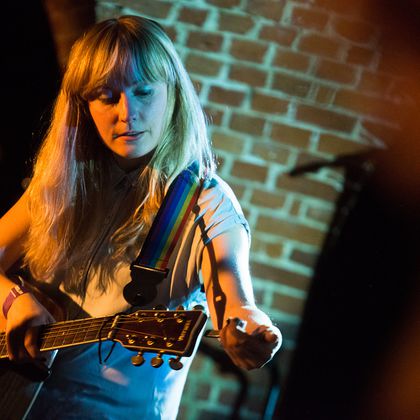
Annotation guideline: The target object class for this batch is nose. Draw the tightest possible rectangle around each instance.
[118,92,138,122]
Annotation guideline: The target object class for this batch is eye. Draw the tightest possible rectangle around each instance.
[134,87,153,97]
[97,89,119,104]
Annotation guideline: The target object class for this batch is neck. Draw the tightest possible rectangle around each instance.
[113,148,156,173]
[0,316,113,359]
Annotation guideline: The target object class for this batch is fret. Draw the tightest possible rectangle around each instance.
[39,317,113,351]
[0,336,7,359]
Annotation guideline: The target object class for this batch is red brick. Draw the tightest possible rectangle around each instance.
[230,113,266,136]
[178,7,208,26]
[334,89,398,120]
[293,151,335,171]
[226,181,246,200]
[315,59,357,84]
[251,189,286,209]
[208,85,245,106]
[185,53,223,76]
[296,104,356,133]
[259,24,297,46]
[195,382,211,400]
[251,91,289,115]
[245,0,285,21]
[187,31,224,52]
[290,198,301,216]
[315,85,335,104]
[318,133,371,155]
[271,123,311,149]
[191,78,203,94]
[361,120,400,145]
[161,25,177,42]
[206,0,241,7]
[377,51,409,76]
[204,106,224,126]
[308,0,365,17]
[298,33,340,59]
[118,0,172,18]
[231,161,268,183]
[272,293,306,316]
[230,38,268,63]
[333,17,377,44]
[250,261,311,290]
[358,71,393,95]
[252,143,291,165]
[219,11,255,34]
[290,248,319,269]
[346,45,376,66]
[276,174,339,202]
[306,205,334,225]
[229,64,267,87]
[273,49,311,72]
[291,6,329,31]
[218,389,239,406]
[274,321,300,343]
[266,242,284,259]
[256,215,326,246]
[212,130,245,153]
[272,73,311,97]
[241,392,267,413]
[251,237,284,258]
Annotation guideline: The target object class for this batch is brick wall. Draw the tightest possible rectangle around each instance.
[90,1,403,418]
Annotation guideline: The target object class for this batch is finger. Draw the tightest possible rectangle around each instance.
[252,325,282,347]
[6,327,31,362]
[24,326,42,360]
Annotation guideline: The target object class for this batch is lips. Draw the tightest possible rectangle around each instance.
[113,131,144,140]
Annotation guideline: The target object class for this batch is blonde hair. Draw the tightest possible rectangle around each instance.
[24,16,215,295]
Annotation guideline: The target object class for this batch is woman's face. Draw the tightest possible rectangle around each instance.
[88,81,168,171]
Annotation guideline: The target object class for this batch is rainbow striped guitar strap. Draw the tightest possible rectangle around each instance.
[123,163,202,307]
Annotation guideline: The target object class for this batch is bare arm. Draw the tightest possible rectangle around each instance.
[0,192,54,361]
[201,224,282,370]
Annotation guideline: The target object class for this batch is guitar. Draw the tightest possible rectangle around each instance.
[0,306,208,419]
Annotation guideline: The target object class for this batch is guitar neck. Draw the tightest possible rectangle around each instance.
[0,316,114,359]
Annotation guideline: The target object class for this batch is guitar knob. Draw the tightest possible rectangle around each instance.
[193,305,204,311]
[151,354,164,368]
[131,352,145,366]
[176,305,185,310]
[169,356,183,370]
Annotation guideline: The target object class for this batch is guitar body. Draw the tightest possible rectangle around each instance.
[0,279,63,420]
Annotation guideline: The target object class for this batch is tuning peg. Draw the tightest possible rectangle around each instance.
[153,304,168,310]
[151,354,164,368]
[169,356,183,370]
[176,305,185,310]
[193,305,204,311]
[131,352,145,366]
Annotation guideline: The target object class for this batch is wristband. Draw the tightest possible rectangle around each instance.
[2,285,29,319]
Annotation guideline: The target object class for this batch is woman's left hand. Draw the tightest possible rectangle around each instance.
[219,317,282,370]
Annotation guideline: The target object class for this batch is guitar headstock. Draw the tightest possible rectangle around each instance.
[109,308,208,367]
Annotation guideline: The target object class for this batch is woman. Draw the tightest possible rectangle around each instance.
[0,15,281,419]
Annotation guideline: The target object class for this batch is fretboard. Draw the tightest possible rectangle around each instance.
[0,316,114,359]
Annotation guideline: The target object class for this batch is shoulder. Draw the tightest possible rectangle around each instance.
[196,174,250,244]
[199,174,242,212]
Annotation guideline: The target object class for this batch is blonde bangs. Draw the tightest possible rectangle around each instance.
[64,18,176,102]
